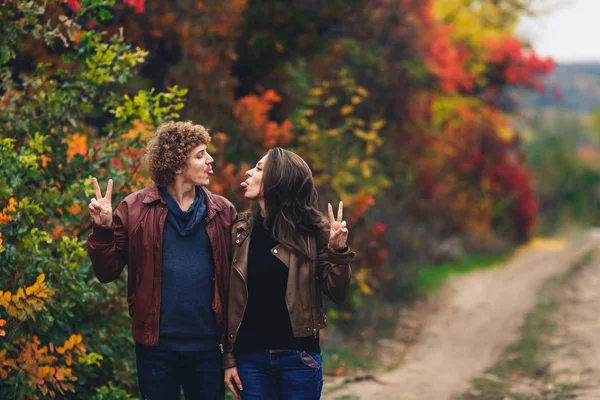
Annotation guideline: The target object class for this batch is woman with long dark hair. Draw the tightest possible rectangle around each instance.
[223,147,354,399]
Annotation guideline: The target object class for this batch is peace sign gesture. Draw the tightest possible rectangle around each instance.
[89,177,114,227]
[328,201,349,250]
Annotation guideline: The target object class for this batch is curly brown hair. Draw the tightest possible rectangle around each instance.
[144,121,211,186]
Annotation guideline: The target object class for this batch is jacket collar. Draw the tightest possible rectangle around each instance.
[233,211,256,233]
[142,184,226,221]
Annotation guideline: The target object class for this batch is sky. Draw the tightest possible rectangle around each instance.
[518,0,600,63]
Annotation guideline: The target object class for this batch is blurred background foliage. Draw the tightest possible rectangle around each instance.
[1,0,598,397]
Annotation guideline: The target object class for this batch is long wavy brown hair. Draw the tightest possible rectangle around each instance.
[258,147,326,261]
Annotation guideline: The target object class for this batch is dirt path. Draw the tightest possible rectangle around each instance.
[548,236,600,399]
[324,233,600,400]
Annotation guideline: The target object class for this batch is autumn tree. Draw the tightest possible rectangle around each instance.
[0,1,186,397]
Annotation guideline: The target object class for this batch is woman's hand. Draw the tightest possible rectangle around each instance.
[224,366,243,399]
[89,177,113,227]
[328,201,348,250]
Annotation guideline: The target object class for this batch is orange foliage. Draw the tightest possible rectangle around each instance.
[0,274,84,398]
[423,25,474,93]
[234,90,294,148]
[0,335,85,398]
[66,133,88,163]
[0,198,18,224]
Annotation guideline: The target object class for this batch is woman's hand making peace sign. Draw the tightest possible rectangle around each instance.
[88,177,114,227]
[328,201,349,250]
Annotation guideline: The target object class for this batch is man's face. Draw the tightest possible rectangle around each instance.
[179,143,214,187]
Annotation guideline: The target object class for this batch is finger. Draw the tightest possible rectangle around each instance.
[105,179,113,200]
[92,177,102,200]
[328,203,335,224]
[90,198,103,209]
[337,201,343,222]
[342,220,347,227]
[225,380,239,399]
[330,228,342,240]
[234,373,243,391]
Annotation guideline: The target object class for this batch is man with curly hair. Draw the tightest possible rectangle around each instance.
[87,121,236,399]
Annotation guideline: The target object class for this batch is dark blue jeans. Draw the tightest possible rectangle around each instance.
[135,343,224,400]
[236,350,323,400]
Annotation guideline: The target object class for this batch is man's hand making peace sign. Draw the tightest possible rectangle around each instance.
[328,201,349,250]
[89,177,114,227]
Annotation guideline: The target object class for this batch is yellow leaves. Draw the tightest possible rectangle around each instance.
[355,269,373,296]
[354,86,369,97]
[0,319,5,337]
[361,160,373,178]
[350,96,363,105]
[65,133,88,163]
[7,305,18,318]
[0,291,10,308]
[496,125,515,142]
[0,274,54,321]
[371,119,386,131]
[340,105,354,116]
[323,96,338,107]
[309,88,324,97]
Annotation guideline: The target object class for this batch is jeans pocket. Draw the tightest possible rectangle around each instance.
[300,351,321,369]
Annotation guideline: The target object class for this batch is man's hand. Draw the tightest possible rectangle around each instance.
[89,177,113,227]
[224,366,243,399]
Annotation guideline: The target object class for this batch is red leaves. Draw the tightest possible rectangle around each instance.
[234,90,294,148]
[68,0,145,13]
[423,25,474,94]
[484,36,555,94]
[489,163,538,240]
[123,0,145,13]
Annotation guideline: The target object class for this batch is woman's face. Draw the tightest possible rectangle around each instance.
[241,155,267,200]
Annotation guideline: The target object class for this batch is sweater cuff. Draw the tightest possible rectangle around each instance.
[90,223,115,243]
[223,352,237,369]
[328,246,355,264]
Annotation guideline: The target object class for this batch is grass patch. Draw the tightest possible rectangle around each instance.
[322,345,375,375]
[455,250,595,400]
[418,253,509,294]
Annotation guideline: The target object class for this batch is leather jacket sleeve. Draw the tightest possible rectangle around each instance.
[317,222,354,304]
[87,201,129,284]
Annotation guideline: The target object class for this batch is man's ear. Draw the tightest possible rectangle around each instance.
[175,169,182,175]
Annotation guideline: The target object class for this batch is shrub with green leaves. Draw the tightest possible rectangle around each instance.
[0,1,186,398]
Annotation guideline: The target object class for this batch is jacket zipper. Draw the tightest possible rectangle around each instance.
[233,232,249,346]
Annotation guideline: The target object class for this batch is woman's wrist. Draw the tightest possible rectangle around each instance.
[328,243,348,253]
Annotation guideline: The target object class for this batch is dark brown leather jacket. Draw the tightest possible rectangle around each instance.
[87,185,236,347]
[223,212,355,368]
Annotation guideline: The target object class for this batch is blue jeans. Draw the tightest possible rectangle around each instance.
[135,343,224,400]
[236,350,323,400]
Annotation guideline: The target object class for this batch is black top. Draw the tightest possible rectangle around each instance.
[235,218,320,354]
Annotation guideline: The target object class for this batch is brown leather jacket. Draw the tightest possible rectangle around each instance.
[223,212,355,368]
[87,185,236,347]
